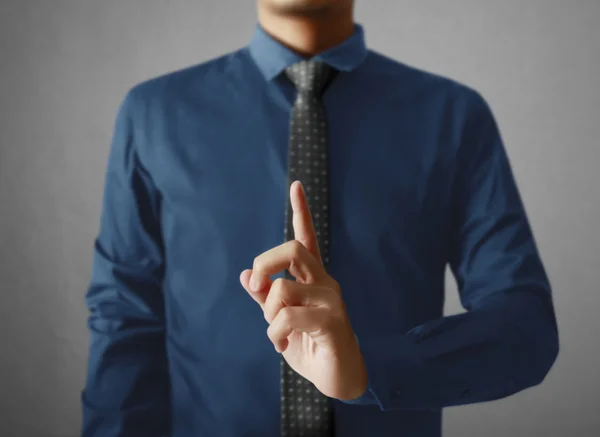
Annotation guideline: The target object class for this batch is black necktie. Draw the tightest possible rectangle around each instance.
[281,59,337,437]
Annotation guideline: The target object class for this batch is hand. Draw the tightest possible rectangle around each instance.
[239,180,368,401]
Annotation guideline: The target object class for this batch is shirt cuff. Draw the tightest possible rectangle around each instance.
[337,330,421,410]
[340,378,379,405]
[338,333,383,407]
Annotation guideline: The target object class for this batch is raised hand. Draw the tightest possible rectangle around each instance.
[239,180,368,401]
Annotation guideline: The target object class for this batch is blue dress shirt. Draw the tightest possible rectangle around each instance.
[81,21,559,437]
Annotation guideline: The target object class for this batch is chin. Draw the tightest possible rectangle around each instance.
[263,0,348,14]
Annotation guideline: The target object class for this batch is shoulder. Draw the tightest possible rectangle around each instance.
[122,47,244,112]
[364,49,491,113]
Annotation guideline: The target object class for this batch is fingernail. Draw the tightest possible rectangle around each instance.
[299,181,305,195]
[250,275,259,292]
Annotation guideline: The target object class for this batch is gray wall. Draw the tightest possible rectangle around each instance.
[0,0,598,436]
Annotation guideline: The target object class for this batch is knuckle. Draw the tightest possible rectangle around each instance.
[271,278,289,299]
[332,288,344,307]
[324,309,339,329]
[271,277,285,291]
[289,239,304,258]
[328,278,342,294]
[264,300,274,322]
[322,283,342,306]
[279,306,293,323]
[252,256,262,272]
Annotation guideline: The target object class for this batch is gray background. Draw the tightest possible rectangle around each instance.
[0,0,598,436]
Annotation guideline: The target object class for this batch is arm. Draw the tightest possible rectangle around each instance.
[81,89,170,436]
[343,88,559,410]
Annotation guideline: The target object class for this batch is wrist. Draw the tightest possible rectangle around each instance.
[335,330,369,400]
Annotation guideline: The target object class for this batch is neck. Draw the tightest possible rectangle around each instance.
[257,2,354,57]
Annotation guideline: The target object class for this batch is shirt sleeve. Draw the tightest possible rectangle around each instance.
[341,87,559,410]
[81,88,170,436]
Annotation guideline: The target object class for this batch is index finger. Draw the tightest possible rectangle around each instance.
[290,180,322,266]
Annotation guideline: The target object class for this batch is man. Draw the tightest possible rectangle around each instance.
[81,0,559,436]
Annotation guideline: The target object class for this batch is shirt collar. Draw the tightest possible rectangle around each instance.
[247,21,368,81]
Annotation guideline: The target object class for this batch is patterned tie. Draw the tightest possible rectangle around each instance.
[281,59,337,437]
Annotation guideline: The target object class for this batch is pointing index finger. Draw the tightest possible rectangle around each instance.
[291,180,323,266]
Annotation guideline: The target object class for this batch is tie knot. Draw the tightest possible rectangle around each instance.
[284,60,333,96]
